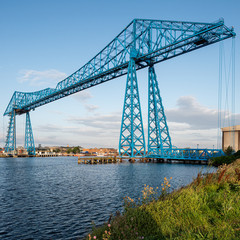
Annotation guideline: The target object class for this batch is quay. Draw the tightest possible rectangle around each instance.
[78,156,209,165]
[123,157,208,164]
[144,158,208,165]
[0,153,61,158]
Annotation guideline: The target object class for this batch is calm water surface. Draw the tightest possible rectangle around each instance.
[0,157,215,239]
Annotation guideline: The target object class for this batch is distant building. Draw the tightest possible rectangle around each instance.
[35,146,51,155]
[222,125,240,152]
[82,148,118,156]
[17,146,28,155]
[35,145,83,156]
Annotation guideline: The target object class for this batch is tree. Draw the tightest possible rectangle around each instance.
[53,148,61,153]
[72,147,81,154]
[67,148,72,154]
[224,146,234,156]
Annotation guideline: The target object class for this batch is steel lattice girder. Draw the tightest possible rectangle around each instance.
[25,112,35,155]
[5,110,16,152]
[148,65,172,154]
[119,58,145,157]
[147,148,224,161]
[4,18,235,116]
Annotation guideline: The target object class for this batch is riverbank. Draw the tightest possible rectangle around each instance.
[86,159,240,239]
[210,150,240,167]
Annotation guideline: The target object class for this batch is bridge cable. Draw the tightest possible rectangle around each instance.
[218,37,236,150]
[231,37,236,149]
[217,42,223,149]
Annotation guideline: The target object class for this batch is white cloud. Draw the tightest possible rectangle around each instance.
[68,113,121,130]
[163,96,240,148]
[84,104,99,112]
[27,96,239,149]
[72,91,98,111]
[166,96,240,130]
[18,69,67,87]
[34,113,121,147]
[73,91,93,102]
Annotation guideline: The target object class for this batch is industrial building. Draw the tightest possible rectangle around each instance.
[222,125,240,152]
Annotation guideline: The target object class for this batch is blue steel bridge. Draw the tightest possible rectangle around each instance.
[4,19,236,161]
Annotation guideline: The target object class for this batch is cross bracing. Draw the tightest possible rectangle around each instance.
[119,58,146,157]
[4,19,235,116]
[148,65,172,154]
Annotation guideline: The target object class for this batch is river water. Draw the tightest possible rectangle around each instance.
[0,157,214,239]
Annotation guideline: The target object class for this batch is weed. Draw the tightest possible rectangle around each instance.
[218,168,227,183]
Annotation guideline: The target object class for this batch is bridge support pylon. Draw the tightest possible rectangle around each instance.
[5,110,16,154]
[148,65,172,155]
[25,111,35,155]
[119,57,146,158]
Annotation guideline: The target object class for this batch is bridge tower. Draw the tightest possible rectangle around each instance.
[119,57,146,157]
[5,110,16,153]
[25,112,35,155]
[148,65,172,155]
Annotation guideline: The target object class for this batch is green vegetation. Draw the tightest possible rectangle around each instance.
[86,160,240,240]
[225,146,234,156]
[67,146,82,154]
[53,148,61,153]
[210,146,240,167]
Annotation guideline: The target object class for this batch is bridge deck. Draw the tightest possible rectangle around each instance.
[146,148,224,161]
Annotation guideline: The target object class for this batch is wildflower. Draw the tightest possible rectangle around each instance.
[108,224,111,228]
[93,236,96,239]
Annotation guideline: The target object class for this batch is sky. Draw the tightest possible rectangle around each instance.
[0,0,239,150]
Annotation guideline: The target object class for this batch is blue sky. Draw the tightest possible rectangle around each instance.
[0,0,239,149]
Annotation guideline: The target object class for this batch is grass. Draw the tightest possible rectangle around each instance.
[85,159,240,240]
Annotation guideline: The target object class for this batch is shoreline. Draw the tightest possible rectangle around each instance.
[85,159,240,240]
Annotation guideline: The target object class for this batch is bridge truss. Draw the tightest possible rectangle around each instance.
[4,18,235,160]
